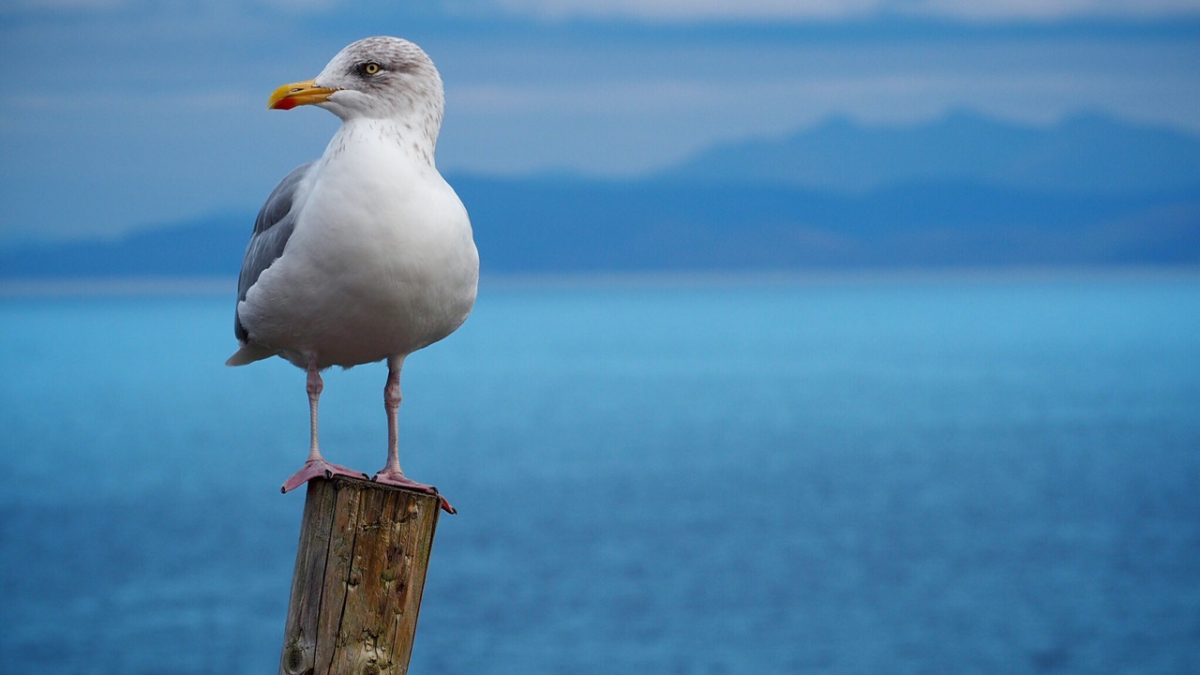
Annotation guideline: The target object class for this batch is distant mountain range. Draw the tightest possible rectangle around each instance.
[663,110,1200,194]
[2,111,1198,279]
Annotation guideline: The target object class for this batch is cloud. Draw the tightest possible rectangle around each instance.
[2,0,344,14]
[2,0,133,9]
[252,0,344,12]
[908,0,1200,22]
[481,0,882,21]
[479,0,1200,22]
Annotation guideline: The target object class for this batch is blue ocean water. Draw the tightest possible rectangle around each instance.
[1,273,1198,674]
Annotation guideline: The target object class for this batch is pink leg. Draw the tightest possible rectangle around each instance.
[373,356,456,514]
[281,357,365,494]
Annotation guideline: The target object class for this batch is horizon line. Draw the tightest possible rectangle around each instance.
[3,266,1199,298]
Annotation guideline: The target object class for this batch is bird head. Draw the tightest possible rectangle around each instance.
[267,36,444,123]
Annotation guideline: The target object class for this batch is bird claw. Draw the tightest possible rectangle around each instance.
[373,469,457,514]
[280,457,362,494]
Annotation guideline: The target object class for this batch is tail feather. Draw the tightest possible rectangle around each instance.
[225,343,277,366]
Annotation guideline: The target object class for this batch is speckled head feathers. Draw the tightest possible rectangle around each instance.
[313,36,444,124]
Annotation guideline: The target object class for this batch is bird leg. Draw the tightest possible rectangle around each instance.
[281,358,365,494]
[373,356,456,514]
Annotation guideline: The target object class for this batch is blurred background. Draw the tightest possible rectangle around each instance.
[1,2,1198,673]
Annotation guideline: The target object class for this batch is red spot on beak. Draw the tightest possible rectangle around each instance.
[273,97,298,111]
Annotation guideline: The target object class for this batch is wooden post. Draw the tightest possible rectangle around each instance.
[279,475,441,675]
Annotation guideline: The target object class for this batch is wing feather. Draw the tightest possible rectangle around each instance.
[233,162,313,342]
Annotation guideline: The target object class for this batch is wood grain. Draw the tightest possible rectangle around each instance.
[279,476,440,675]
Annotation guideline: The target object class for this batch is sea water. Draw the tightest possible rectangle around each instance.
[1,272,1198,674]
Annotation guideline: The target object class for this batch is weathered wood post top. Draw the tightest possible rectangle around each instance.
[279,475,441,675]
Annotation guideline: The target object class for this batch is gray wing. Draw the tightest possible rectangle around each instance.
[234,162,314,342]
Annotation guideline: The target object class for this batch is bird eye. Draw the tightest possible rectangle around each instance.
[362,62,381,76]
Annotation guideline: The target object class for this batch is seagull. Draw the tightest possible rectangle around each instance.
[226,36,478,513]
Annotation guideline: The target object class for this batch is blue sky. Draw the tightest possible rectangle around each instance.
[1,1,1199,242]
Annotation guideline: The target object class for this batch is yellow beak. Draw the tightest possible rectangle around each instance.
[267,79,337,110]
